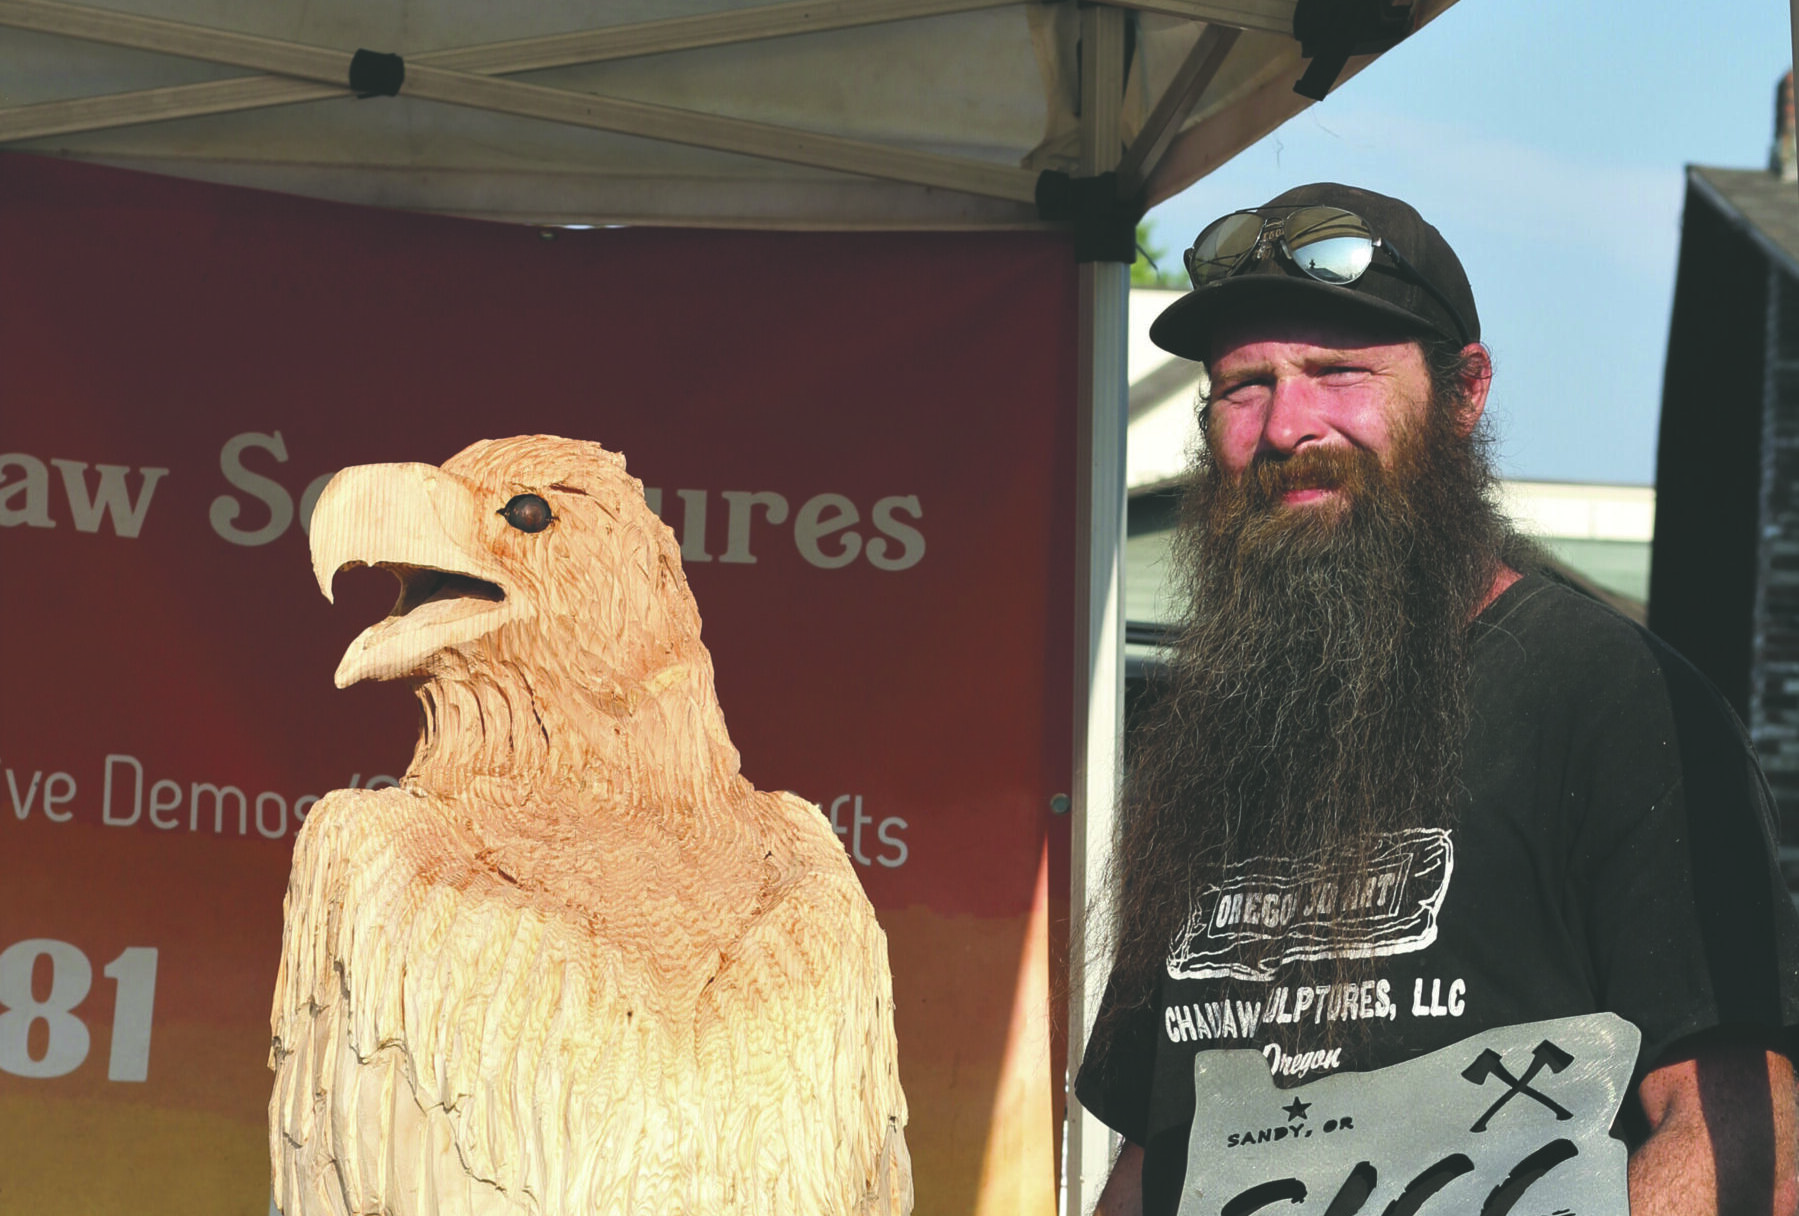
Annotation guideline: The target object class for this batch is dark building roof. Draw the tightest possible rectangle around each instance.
[1690,167,1799,279]
[1648,166,1790,718]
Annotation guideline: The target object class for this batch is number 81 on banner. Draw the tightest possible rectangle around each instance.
[0,939,157,1081]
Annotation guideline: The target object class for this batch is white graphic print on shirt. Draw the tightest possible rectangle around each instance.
[1166,827,1454,983]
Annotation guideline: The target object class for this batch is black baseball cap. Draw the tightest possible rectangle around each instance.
[1148,183,1480,361]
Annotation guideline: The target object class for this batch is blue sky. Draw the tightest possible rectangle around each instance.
[1145,0,1795,484]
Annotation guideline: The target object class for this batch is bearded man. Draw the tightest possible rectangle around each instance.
[1075,184,1799,1216]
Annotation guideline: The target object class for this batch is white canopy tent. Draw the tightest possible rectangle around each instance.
[0,0,1447,228]
[0,1,1458,1209]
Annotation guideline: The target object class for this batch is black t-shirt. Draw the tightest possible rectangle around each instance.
[1075,574,1799,1216]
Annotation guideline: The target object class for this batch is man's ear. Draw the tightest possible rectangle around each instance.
[1454,343,1494,437]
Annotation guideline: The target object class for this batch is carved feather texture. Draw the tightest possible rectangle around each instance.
[270,436,910,1215]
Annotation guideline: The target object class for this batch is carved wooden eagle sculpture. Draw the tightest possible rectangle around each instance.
[270,435,911,1216]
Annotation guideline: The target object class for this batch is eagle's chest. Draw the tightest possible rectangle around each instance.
[325,802,771,1083]
[311,841,739,1188]
[470,824,769,993]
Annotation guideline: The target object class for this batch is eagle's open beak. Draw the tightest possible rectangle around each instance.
[309,463,514,688]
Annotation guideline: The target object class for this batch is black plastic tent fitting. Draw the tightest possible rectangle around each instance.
[1291,0,1413,101]
[349,49,406,99]
[1035,170,1145,264]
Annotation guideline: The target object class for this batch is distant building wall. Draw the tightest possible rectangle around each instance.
[1499,481,1653,605]
[1753,269,1799,835]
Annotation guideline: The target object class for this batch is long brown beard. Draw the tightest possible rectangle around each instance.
[1099,387,1514,1026]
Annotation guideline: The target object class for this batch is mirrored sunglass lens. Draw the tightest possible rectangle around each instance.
[1280,207,1372,284]
[1285,235,1374,285]
[1282,206,1368,244]
[1187,213,1264,284]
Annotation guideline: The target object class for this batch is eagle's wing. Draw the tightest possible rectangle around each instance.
[270,787,548,1216]
[701,793,912,1216]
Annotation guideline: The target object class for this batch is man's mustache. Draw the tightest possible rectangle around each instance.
[1248,444,1381,505]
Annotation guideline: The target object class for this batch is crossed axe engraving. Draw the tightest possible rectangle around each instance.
[1461,1040,1575,1132]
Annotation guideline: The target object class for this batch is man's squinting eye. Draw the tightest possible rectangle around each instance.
[500,493,553,533]
[1211,375,1263,399]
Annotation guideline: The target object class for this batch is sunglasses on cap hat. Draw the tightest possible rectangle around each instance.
[1184,205,1474,347]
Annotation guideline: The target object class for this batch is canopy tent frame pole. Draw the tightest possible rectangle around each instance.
[1115,21,1240,199]
[1064,5,1130,1216]
[0,0,1039,201]
[0,0,1020,144]
[0,75,338,143]
[1118,0,1292,33]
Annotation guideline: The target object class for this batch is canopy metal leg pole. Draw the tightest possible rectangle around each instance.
[1064,6,1130,1216]
[1065,255,1129,1216]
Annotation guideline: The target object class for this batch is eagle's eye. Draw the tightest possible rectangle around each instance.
[500,493,553,533]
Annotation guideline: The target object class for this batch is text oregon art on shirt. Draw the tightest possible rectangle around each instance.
[1166,828,1455,984]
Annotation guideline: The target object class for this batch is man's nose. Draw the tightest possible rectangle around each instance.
[1259,378,1329,455]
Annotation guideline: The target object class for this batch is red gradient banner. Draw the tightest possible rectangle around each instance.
[0,154,1075,1214]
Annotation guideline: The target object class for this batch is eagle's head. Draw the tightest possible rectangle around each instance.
[309,435,739,798]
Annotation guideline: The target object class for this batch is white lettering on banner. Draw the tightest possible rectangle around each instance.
[5,762,77,822]
[0,940,157,1082]
[102,947,158,1082]
[5,767,40,818]
[720,491,789,564]
[795,494,862,569]
[826,794,909,868]
[15,753,406,839]
[0,939,88,1077]
[0,454,168,536]
[150,779,182,829]
[256,791,288,840]
[0,453,54,527]
[674,488,711,563]
[52,459,169,537]
[212,430,288,545]
[4,436,929,569]
[876,816,909,867]
[648,487,923,571]
[866,496,926,571]
[95,752,331,838]
[210,429,334,546]
[669,489,926,572]
[42,771,75,821]
[22,752,917,878]
[189,782,247,834]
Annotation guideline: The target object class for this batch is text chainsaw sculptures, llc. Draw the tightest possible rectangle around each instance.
[268,436,912,1215]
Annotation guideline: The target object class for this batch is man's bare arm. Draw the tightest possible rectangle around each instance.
[1630,1045,1797,1216]
[1094,1141,1144,1216]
